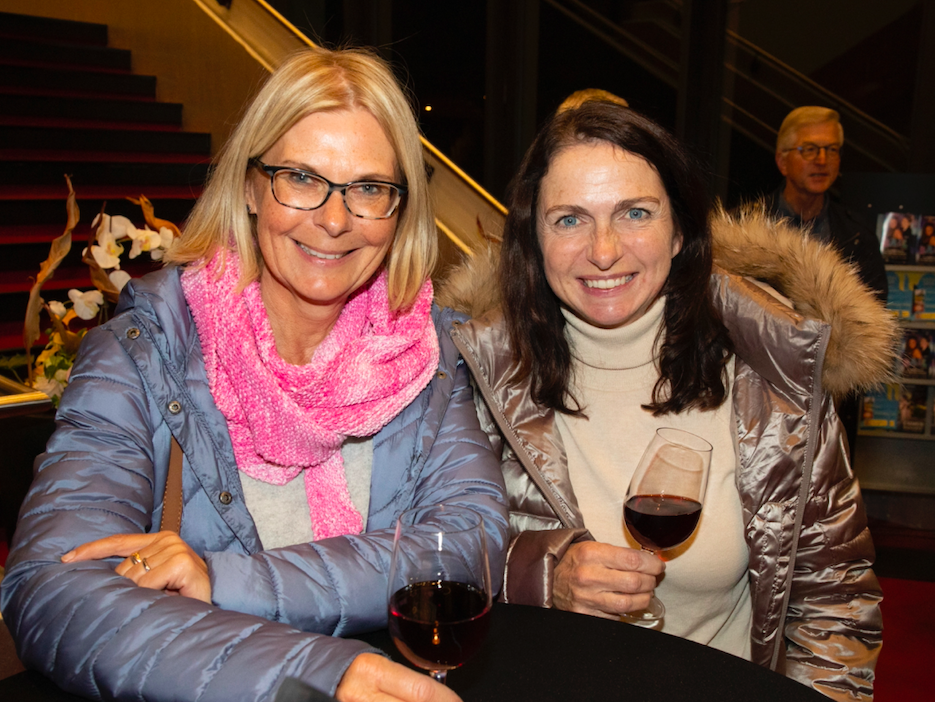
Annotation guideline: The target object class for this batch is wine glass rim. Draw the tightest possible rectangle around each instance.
[655,427,713,452]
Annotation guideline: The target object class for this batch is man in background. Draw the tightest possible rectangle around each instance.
[765,106,888,461]
[765,106,888,300]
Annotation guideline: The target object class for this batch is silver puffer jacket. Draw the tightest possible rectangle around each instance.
[437,208,896,701]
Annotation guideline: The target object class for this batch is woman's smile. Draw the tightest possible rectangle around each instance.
[295,239,349,261]
[582,273,636,290]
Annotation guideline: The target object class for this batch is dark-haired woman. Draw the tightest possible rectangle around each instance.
[438,101,892,700]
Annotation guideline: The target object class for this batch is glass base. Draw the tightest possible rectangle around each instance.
[619,596,665,628]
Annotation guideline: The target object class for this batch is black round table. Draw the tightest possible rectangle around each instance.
[0,603,827,701]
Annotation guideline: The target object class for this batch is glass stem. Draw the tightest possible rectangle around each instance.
[431,670,448,685]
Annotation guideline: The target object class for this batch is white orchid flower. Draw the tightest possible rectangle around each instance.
[69,289,105,320]
[128,227,163,259]
[109,269,132,292]
[48,300,67,319]
[91,214,135,268]
[128,234,144,259]
[148,227,177,261]
[159,226,176,249]
[91,229,124,269]
[108,215,135,239]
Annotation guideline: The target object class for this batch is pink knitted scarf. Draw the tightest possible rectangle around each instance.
[180,250,439,539]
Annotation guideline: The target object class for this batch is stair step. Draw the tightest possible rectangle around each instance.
[0,262,159,295]
[0,125,211,154]
[0,149,208,164]
[0,94,183,125]
[0,37,132,71]
[0,65,156,98]
[0,197,197,226]
[0,85,156,102]
[1,238,90,273]
[0,160,209,186]
[0,184,202,201]
[0,319,27,352]
[0,225,92,246]
[0,115,183,132]
[0,11,108,47]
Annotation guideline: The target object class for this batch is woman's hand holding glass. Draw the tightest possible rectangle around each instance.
[552,541,664,619]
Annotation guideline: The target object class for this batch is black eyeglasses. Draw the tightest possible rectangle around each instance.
[784,143,842,161]
[250,159,407,220]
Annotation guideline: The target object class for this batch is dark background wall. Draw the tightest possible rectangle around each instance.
[261,1,932,206]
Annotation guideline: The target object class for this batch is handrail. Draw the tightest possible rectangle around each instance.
[727,32,905,148]
[543,0,909,171]
[0,376,52,418]
[541,0,679,86]
[190,0,506,262]
[192,0,312,71]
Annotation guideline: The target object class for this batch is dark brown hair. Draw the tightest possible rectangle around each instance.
[499,102,732,416]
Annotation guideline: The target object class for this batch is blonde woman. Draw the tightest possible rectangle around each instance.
[1,47,508,702]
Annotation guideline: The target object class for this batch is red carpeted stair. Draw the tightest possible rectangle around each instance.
[0,11,210,352]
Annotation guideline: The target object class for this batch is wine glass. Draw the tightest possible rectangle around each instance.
[621,427,712,627]
[387,504,492,685]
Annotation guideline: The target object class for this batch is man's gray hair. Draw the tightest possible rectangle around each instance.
[776,106,844,153]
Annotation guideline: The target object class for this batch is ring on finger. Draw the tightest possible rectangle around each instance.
[130,552,151,572]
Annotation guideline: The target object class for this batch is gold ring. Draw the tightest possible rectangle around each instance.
[130,552,143,566]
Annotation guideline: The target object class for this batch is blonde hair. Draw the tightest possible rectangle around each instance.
[776,106,844,153]
[557,88,629,113]
[166,46,435,310]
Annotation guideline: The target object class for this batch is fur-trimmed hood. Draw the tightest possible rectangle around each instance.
[436,205,898,398]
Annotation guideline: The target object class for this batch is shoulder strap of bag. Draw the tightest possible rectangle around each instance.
[160,437,184,533]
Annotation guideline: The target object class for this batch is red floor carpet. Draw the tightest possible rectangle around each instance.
[875,576,935,701]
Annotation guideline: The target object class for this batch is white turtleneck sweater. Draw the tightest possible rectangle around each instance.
[555,296,752,660]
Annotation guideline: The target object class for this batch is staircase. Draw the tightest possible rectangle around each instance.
[0,11,211,351]
[542,0,911,174]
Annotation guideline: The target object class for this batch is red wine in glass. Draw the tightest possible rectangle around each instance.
[388,504,492,684]
[621,428,712,627]
[624,494,703,552]
[389,580,491,672]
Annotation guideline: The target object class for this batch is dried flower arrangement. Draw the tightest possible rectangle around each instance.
[3,176,179,405]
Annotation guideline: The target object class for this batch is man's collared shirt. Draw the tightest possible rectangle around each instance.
[774,191,832,244]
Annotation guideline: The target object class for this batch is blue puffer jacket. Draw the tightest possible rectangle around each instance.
[0,267,509,701]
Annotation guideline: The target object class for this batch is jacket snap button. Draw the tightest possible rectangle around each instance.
[219,491,233,505]
[126,327,141,339]
[437,371,447,379]
[452,320,461,326]
[167,400,182,414]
